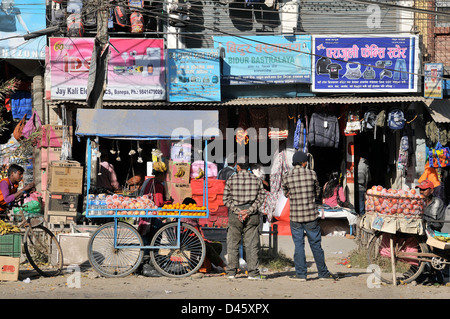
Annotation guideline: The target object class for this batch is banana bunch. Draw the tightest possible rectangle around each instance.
[435,236,450,243]
[195,168,204,180]
[175,167,186,178]
[153,161,167,173]
[0,220,20,235]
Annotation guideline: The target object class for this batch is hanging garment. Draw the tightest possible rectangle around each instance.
[308,113,340,148]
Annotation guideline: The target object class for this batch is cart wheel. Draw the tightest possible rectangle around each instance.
[150,222,206,278]
[88,221,144,278]
[24,225,63,277]
[367,232,429,284]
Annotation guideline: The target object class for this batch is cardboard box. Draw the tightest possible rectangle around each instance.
[426,236,450,250]
[168,182,192,204]
[0,256,20,281]
[168,161,190,184]
[48,215,75,224]
[45,193,80,217]
[41,125,73,148]
[48,160,83,194]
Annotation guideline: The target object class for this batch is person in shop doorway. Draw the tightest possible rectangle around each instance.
[282,151,338,282]
[217,152,237,181]
[0,164,34,219]
[97,148,120,193]
[223,155,266,280]
[322,170,353,209]
[356,154,371,215]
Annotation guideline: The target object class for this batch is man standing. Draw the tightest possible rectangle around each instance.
[282,151,337,281]
[223,156,266,280]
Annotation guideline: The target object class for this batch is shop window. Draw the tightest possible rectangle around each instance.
[436,0,450,27]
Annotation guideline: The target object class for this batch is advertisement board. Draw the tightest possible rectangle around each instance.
[0,0,46,59]
[49,37,165,100]
[213,35,311,85]
[424,63,443,99]
[167,49,221,102]
[312,35,420,93]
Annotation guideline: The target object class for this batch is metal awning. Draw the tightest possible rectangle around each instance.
[425,99,450,124]
[50,95,427,108]
[75,109,219,139]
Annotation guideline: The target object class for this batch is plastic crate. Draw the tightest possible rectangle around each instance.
[0,233,22,258]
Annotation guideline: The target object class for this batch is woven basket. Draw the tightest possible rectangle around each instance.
[365,190,425,219]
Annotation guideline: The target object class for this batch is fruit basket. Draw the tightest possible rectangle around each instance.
[365,186,425,219]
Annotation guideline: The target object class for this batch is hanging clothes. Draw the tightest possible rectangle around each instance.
[308,112,340,148]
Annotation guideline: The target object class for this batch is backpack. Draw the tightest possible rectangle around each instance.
[67,0,82,13]
[82,0,97,29]
[375,110,386,128]
[362,108,378,131]
[67,13,84,37]
[130,11,144,33]
[114,6,128,28]
[388,108,405,130]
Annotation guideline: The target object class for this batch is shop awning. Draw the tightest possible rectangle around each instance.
[75,109,220,140]
[50,95,427,108]
[425,99,450,123]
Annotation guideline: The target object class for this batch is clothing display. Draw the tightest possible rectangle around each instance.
[308,113,340,148]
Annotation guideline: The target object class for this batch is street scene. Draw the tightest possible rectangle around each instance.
[1,0,450,305]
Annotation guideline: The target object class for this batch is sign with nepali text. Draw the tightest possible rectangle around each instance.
[312,35,420,93]
[213,35,311,85]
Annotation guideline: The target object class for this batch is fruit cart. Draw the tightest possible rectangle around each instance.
[75,108,219,278]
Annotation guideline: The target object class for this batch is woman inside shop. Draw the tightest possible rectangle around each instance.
[322,170,352,209]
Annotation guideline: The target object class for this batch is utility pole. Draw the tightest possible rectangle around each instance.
[85,0,110,191]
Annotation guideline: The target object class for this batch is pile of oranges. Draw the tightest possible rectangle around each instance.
[161,202,207,216]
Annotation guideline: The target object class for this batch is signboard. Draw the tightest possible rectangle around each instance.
[424,63,443,99]
[213,35,311,85]
[0,0,46,59]
[312,35,420,93]
[167,49,221,102]
[49,38,165,100]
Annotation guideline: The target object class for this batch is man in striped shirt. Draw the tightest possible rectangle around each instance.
[223,156,266,280]
[282,151,337,281]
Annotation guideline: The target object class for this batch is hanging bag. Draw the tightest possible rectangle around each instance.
[22,110,42,139]
[13,114,27,142]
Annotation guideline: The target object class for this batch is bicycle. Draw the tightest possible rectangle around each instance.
[366,226,450,285]
[5,199,64,277]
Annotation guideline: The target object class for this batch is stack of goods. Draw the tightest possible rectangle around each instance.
[365,186,425,219]
[89,194,158,216]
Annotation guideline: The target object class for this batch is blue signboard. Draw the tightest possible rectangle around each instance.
[213,35,311,85]
[0,0,46,59]
[312,35,419,93]
[167,48,221,102]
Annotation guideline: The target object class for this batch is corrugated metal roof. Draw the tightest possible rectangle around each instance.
[425,99,450,123]
[48,95,427,108]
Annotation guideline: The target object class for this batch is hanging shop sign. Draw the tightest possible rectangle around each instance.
[312,35,420,93]
[0,1,46,59]
[424,63,443,99]
[167,49,221,102]
[213,35,311,85]
[49,37,165,101]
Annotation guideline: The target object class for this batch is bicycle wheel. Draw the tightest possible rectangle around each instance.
[87,221,143,277]
[367,231,429,284]
[150,222,206,278]
[24,225,63,277]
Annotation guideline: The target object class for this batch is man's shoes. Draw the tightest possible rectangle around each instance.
[319,273,339,281]
[289,275,307,282]
[248,275,267,280]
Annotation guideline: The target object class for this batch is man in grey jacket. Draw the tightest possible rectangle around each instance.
[357,156,371,215]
